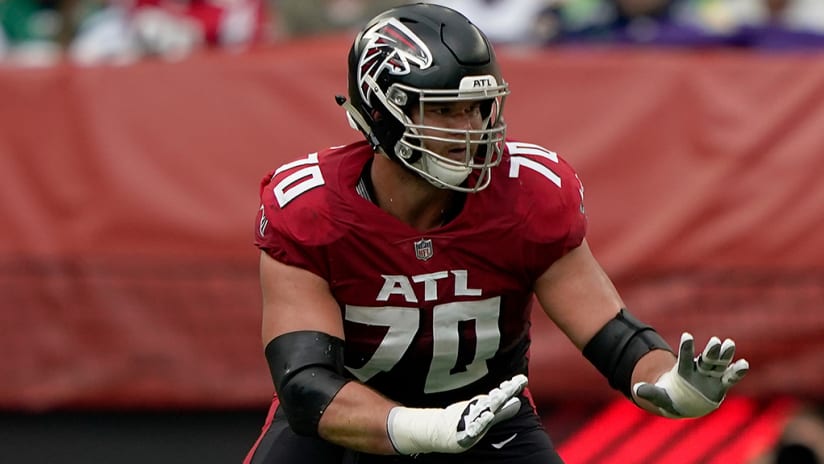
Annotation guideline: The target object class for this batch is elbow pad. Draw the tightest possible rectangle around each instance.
[582,309,673,399]
[265,331,351,436]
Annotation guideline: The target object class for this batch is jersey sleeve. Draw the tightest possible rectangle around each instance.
[253,167,333,281]
[507,142,588,278]
[557,156,587,253]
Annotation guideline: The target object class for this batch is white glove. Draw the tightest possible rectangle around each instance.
[634,332,749,418]
[386,374,527,455]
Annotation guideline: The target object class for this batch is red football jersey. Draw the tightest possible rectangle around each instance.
[255,140,586,407]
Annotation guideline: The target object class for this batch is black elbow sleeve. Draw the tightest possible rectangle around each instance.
[582,309,673,399]
[265,331,351,436]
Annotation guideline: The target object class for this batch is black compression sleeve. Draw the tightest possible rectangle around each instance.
[265,331,351,436]
[582,309,673,399]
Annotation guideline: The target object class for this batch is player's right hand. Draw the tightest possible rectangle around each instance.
[386,374,527,455]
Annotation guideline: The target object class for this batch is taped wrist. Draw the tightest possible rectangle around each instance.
[387,406,439,455]
[265,331,350,436]
[387,405,463,455]
[583,309,672,398]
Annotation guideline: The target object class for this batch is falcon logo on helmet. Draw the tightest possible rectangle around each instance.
[357,18,433,106]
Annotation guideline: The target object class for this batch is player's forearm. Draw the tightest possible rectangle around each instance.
[317,381,398,454]
[631,349,677,414]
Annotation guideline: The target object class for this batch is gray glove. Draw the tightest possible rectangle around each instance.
[633,332,749,418]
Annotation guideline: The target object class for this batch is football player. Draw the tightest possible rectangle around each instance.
[244,3,749,463]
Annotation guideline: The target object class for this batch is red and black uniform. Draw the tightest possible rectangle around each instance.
[245,140,586,464]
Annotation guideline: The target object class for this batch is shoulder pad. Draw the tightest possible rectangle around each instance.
[257,151,341,248]
[503,141,587,248]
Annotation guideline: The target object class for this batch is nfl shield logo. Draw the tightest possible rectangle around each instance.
[414,238,434,261]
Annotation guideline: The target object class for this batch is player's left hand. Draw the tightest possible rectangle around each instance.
[387,374,527,454]
[633,332,749,418]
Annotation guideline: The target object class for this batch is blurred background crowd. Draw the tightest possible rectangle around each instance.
[2,0,824,66]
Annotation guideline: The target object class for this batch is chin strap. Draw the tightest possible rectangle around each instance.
[336,95,380,150]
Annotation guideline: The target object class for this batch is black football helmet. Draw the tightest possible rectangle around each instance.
[338,3,509,192]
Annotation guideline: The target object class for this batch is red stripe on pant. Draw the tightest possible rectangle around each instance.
[243,395,280,464]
